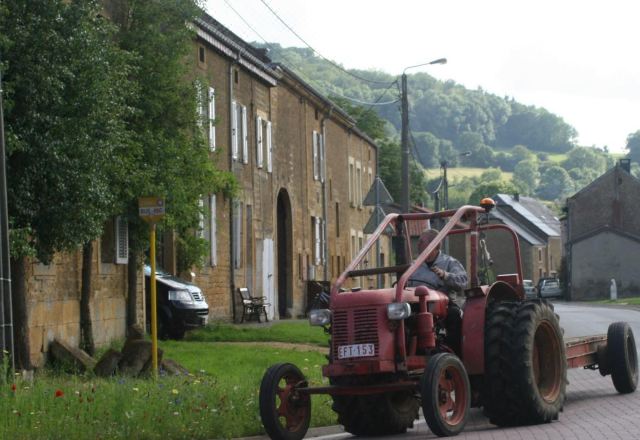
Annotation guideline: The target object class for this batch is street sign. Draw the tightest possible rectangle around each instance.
[363,176,394,206]
[138,197,165,223]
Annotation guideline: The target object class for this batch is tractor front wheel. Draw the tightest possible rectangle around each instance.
[259,363,311,440]
[607,322,638,394]
[421,353,470,437]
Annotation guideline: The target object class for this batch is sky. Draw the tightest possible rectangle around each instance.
[205,0,640,153]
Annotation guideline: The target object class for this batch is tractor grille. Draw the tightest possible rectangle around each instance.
[332,308,379,357]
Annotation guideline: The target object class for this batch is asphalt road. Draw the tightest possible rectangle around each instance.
[296,301,640,440]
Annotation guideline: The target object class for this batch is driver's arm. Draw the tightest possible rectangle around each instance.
[441,258,468,291]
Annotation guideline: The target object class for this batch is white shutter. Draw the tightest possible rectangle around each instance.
[266,121,272,173]
[319,132,325,183]
[197,198,205,238]
[256,116,263,168]
[195,81,204,128]
[241,106,248,164]
[321,218,326,264]
[233,201,242,269]
[314,217,321,265]
[312,131,319,180]
[210,194,217,266]
[231,101,238,160]
[208,87,216,151]
[115,216,129,265]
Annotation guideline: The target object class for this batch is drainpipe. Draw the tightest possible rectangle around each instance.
[229,51,242,321]
[320,107,333,283]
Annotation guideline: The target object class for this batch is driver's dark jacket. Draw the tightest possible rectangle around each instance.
[407,251,468,297]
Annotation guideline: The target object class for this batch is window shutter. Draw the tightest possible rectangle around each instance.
[210,194,217,266]
[197,198,205,238]
[266,121,272,173]
[314,217,321,265]
[319,132,325,183]
[256,116,263,168]
[321,218,326,264]
[233,201,242,269]
[115,216,129,265]
[312,131,319,180]
[231,101,238,160]
[195,81,204,128]
[241,106,248,164]
[208,87,216,151]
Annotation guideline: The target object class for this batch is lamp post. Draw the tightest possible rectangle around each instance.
[400,58,447,213]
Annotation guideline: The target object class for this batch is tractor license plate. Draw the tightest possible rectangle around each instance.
[338,343,375,359]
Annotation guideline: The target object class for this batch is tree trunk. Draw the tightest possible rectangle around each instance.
[127,248,139,328]
[80,242,95,355]
[10,256,30,370]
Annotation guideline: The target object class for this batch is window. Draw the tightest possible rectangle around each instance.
[312,216,325,265]
[350,229,357,260]
[198,46,205,63]
[256,117,272,172]
[335,202,340,237]
[195,81,206,128]
[197,198,205,239]
[356,161,362,208]
[348,157,355,206]
[208,87,216,151]
[312,131,324,182]
[538,248,543,262]
[209,194,217,266]
[232,102,248,162]
[233,201,243,269]
[115,216,128,265]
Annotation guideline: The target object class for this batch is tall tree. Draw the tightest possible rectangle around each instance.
[107,0,236,327]
[1,0,134,366]
[513,159,541,196]
[536,166,575,201]
[625,130,640,163]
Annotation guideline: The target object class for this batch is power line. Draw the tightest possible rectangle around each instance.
[257,0,395,87]
[221,0,397,107]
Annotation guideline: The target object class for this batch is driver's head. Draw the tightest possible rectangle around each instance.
[418,229,441,263]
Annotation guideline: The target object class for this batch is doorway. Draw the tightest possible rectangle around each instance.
[277,189,292,318]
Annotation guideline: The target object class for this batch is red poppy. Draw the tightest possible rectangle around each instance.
[54,389,64,398]
[10,384,16,392]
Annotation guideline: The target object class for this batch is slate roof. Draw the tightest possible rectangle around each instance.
[494,194,561,238]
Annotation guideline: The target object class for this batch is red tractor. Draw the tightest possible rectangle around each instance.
[259,201,638,438]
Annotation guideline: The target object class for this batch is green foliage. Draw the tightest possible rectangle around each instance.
[536,166,575,201]
[2,0,135,262]
[467,180,518,206]
[512,159,540,196]
[625,130,640,162]
[562,147,607,175]
[187,321,329,345]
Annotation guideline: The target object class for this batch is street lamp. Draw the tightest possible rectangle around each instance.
[401,58,447,213]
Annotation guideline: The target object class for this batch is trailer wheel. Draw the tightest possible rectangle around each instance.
[607,322,638,394]
[331,378,418,436]
[483,301,518,424]
[421,353,470,437]
[259,363,311,440]
[507,300,567,425]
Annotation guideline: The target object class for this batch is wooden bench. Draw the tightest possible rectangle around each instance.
[238,287,270,323]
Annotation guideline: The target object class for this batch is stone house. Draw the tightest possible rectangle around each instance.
[19,10,383,366]
[483,194,562,285]
[565,160,640,300]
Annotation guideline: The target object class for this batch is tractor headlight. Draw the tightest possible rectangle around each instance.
[309,309,331,326]
[387,302,411,320]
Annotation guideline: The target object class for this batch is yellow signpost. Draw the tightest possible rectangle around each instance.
[138,197,165,378]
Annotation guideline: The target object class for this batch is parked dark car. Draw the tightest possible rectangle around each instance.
[523,279,537,299]
[144,265,209,340]
[537,277,562,298]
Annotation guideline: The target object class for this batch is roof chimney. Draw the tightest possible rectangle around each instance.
[619,158,631,173]
[513,193,520,201]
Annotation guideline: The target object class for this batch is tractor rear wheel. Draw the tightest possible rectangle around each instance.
[259,363,311,440]
[607,322,638,394]
[421,353,470,437]
[331,378,419,436]
[483,301,518,424]
[506,300,567,425]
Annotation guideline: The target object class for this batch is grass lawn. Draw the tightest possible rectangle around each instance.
[546,153,567,163]
[0,322,335,439]
[595,296,640,306]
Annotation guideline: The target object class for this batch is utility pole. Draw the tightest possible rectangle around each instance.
[400,58,446,214]
[400,73,410,213]
[0,52,15,372]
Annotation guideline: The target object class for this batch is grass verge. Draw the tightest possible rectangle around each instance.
[1,322,335,439]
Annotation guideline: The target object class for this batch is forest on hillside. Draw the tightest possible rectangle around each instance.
[261,44,640,208]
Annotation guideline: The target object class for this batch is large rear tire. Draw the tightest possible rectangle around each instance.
[483,301,518,424]
[506,300,567,425]
[421,353,470,437]
[331,377,418,436]
[259,363,311,440]
[607,322,638,394]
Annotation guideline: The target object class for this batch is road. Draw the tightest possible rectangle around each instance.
[299,301,640,440]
